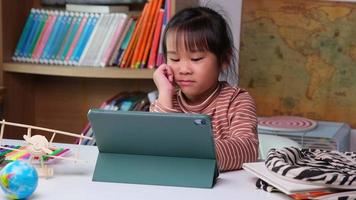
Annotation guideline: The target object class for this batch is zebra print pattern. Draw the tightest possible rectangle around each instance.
[265,147,356,188]
[255,178,279,192]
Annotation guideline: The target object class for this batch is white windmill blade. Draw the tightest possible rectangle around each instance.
[23,134,33,144]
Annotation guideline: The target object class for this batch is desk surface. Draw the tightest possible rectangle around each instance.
[1,140,288,200]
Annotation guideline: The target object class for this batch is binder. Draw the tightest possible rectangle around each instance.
[88,109,219,188]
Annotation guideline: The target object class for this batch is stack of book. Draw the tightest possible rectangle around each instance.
[243,162,356,199]
[13,0,170,68]
[80,91,154,145]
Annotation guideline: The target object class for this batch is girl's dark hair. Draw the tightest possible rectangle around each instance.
[162,6,237,85]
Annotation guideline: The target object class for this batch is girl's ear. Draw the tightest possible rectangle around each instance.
[221,51,233,70]
[222,61,229,70]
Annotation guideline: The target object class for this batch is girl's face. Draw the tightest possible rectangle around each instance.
[166,36,220,105]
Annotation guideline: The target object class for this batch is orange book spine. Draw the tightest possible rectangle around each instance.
[139,0,162,68]
[119,4,148,68]
[139,0,163,68]
[147,9,164,69]
[129,0,157,68]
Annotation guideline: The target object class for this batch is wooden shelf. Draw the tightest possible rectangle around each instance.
[3,62,154,79]
[0,0,198,142]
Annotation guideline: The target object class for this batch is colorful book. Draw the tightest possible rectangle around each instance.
[65,13,88,64]
[100,14,128,67]
[40,11,63,63]
[50,13,73,64]
[28,10,48,61]
[56,12,78,64]
[147,9,164,69]
[32,10,56,62]
[66,4,129,13]
[71,13,99,65]
[156,0,171,66]
[12,2,171,68]
[13,9,36,60]
[109,17,132,66]
[94,14,120,67]
[130,0,156,68]
[119,3,148,68]
[22,10,41,59]
[140,0,164,68]
[114,19,136,66]
[79,13,108,66]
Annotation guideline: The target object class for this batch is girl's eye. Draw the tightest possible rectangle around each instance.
[191,57,203,62]
[169,58,180,62]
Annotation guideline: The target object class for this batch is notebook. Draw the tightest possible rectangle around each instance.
[242,162,328,194]
[88,109,219,188]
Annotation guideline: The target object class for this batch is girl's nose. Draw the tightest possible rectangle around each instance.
[178,61,192,74]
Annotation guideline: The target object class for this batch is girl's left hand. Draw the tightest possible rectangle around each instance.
[153,64,175,108]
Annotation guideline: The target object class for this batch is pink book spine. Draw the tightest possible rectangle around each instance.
[100,16,127,67]
[155,25,165,66]
[167,0,171,20]
[32,11,52,60]
[33,11,57,60]
[155,0,171,66]
[65,14,88,63]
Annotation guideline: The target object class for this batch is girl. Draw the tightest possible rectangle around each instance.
[150,6,258,171]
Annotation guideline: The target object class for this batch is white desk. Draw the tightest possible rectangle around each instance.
[1,140,288,200]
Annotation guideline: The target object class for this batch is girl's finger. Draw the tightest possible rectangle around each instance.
[165,65,174,82]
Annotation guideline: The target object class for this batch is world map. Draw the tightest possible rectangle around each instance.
[239,0,356,127]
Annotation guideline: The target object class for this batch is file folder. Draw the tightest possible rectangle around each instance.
[88,109,219,188]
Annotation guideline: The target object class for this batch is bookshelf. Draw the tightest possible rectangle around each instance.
[3,63,154,79]
[0,0,198,143]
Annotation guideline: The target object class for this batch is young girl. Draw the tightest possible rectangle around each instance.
[150,6,258,171]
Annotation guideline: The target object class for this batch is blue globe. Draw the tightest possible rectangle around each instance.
[0,161,38,199]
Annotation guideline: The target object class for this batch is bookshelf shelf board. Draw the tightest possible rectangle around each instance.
[3,62,154,79]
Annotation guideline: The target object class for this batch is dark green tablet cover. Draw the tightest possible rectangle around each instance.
[88,109,218,188]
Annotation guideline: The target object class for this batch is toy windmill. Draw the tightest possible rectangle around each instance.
[0,119,93,178]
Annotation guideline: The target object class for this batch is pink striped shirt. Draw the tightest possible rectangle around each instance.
[150,82,259,171]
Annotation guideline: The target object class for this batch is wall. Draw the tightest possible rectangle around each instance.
[199,0,242,61]
[200,0,356,151]
[351,129,356,151]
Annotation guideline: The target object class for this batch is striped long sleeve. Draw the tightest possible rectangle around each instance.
[150,82,259,171]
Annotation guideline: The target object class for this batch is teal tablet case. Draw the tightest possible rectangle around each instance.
[88,109,219,188]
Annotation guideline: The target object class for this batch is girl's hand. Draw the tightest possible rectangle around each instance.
[153,64,175,108]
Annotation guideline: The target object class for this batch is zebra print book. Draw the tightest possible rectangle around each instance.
[266,147,356,189]
[242,162,328,195]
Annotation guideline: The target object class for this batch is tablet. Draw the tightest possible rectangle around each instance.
[88,109,218,188]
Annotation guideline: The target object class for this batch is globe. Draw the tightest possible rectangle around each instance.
[0,161,38,199]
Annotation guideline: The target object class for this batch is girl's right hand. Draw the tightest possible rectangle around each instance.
[153,64,175,108]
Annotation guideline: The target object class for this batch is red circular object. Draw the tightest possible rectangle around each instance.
[258,116,317,132]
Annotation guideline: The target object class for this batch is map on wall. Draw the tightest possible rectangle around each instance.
[239,0,356,127]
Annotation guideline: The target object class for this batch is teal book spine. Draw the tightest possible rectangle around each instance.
[14,9,36,58]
